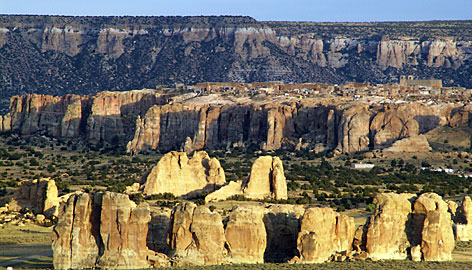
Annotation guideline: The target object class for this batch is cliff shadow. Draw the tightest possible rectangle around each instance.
[263,211,300,263]
[147,212,171,254]
[413,115,442,134]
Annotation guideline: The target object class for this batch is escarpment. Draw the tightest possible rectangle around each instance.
[1,16,472,105]
[1,92,468,154]
[52,190,460,269]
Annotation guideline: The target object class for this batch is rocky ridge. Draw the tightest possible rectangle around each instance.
[1,16,472,109]
[51,191,460,269]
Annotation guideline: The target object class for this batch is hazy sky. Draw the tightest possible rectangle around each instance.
[1,0,471,22]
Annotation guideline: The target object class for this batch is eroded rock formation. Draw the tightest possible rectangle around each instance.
[205,155,287,202]
[142,151,225,197]
[7,178,59,218]
[52,192,168,270]
[297,207,355,263]
[52,191,459,269]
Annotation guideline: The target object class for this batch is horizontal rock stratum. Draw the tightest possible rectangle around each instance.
[1,15,472,103]
[1,91,470,154]
[52,191,461,269]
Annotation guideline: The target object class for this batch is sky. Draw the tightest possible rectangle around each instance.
[1,0,471,22]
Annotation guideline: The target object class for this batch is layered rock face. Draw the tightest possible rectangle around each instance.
[297,207,355,263]
[8,178,59,218]
[205,155,287,202]
[366,193,416,260]
[1,93,466,154]
[52,192,164,270]
[143,151,225,197]
[1,16,472,104]
[0,90,166,143]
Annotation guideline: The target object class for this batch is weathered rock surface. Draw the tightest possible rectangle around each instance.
[297,207,355,263]
[52,192,101,270]
[455,196,472,241]
[225,205,267,264]
[205,155,288,202]
[168,203,226,265]
[143,151,225,197]
[365,193,416,260]
[9,178,59,218]
[242,156,287,200]
[52,192,168,270]
[413,193,455,261]
[383,134,432,152]
[1,90,167,143]
[97,192,153,269]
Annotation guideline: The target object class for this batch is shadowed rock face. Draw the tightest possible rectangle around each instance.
[0,92,466,154]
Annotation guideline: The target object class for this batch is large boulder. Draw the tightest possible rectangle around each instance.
[297,207,355,263]
[143,151,225,197]
[10,178,59,218]
[225,205,267,264]
[205,155,288,202]
[365,193,416,260]
[242,156,288,200]
[413,193,455,261]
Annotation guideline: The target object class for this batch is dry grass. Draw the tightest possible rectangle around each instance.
[0,224,53,245]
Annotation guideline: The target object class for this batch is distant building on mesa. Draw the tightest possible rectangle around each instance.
[351,163,375,169]
[399,75,442,88]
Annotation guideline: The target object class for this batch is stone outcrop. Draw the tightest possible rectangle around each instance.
[383,135,432,152]
[365,193,416,260]
[52,191,459,268]
[297,207,355,263]
[167,203,226,265]
[225,205,268,264]
[9,178,59,218]
[143,151,225,197]
[1,91,466,155]
[365,192,455,262]
[452,196,472,241]
[52,192,168,270]
[413,193,455,261]
[205,155,287,202]
[242,156,287,200]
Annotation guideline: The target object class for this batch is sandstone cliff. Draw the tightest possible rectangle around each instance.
[143,151,225,198]
[1,93,466,154]
[1,90,167,143]
[297,207,355,263]
[52,192,168,270]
